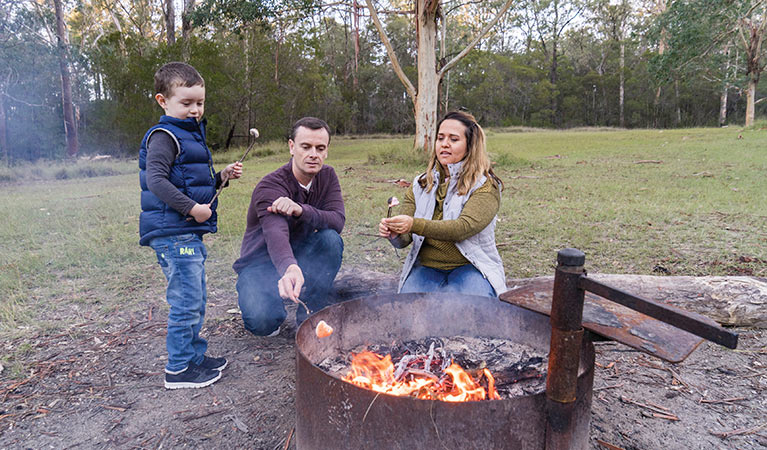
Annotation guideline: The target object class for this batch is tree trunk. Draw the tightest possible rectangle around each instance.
[0,89,7,166]
[653,0,667,128]
[182,0,196,59]
[719,86,728,126]
[366,0,512,152]
[164,0,175,45]
[745,76,757,126]
[550,43,559,126]
[619,41,625,128]
[413,0,440,153]
[53,0,79,159]
[674,78,681,127]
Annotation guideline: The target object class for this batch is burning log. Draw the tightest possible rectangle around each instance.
[320,335,548,402]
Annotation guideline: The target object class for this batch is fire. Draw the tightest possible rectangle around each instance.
[343,351,500,402]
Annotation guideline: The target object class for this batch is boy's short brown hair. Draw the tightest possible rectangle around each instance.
[154,62,205,98]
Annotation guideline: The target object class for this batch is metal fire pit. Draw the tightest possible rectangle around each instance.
[295,292,595,449]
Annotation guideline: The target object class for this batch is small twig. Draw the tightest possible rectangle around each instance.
[651,412,680,421]
[180,409,225,422]
[710,422,767,439]
[700,397,747,405]
[362,392,381,423]
[593,383,625,391]
[282,426,295,450]
[98,404,128,412]
[634,160,662,164]
[596,439,626,450]
[154,430,168,450]
[620,396,677,417]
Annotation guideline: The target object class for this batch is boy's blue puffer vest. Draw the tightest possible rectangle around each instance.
[138,116,218,246]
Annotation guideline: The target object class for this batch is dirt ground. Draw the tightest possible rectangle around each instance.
[1,269,765,449]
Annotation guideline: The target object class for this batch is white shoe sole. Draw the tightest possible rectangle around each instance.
[164,371,221,389]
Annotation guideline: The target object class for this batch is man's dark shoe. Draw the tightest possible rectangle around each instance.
[165,365,221,389]
[190,355,228,371]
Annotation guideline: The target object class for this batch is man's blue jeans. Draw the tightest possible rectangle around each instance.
[401,263,496,297]
[236,229,344,336]
[150,233,208,373]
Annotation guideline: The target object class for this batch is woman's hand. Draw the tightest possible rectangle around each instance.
[378,218,393,238]
[381,215,413,236]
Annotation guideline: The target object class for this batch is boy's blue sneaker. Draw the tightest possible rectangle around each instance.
[191,355,228,371]
[164,365,221,389]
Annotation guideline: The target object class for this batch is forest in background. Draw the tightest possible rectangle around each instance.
[2,0,767,163]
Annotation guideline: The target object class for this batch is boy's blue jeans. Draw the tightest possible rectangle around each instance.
[150,233,208,373]
[401,263,496,297]
[236,229,343,336]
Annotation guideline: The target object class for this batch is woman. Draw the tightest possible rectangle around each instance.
[379,111,506,296]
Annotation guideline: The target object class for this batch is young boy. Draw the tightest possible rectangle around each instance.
[139,62,242,389]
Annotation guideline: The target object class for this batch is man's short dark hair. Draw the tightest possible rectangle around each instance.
[289,117,331,143]
[154,62,205,98]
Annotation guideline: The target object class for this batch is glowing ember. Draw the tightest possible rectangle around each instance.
[343,350,500,402]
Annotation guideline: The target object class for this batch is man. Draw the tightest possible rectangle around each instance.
[233,117,344,336]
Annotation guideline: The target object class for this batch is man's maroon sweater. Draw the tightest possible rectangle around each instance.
[232,160,345,275]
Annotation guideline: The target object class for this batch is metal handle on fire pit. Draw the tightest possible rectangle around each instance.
[577,275,738,349]
[545,248,738,450]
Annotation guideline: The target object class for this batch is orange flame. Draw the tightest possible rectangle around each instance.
[343,351,500,402]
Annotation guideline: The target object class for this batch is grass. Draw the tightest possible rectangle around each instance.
[1,127,766,342]
[0,157,137,182]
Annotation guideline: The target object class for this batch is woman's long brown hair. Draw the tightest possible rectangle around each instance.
[419,111,503,196]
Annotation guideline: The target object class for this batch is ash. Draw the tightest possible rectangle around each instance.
[318,336,548,399]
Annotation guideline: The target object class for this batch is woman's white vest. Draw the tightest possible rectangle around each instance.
[396,161,507,295]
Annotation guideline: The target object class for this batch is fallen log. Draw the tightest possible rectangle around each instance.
[334,269,767,328]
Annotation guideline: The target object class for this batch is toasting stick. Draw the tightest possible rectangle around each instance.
[386,196,401,257]
[387,196,399,218]
[209,128,260,204]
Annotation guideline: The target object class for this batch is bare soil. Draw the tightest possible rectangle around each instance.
[1,269,765,449]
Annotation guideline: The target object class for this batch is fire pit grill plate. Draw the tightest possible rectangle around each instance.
[500,278,712,362]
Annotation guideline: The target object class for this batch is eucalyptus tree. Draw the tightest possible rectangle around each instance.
[652,0,767,127]
[53,0,79,158]
[517,0,591,126]
[364,0,514,152]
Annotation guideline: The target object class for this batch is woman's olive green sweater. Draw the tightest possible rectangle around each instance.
[396,176,500,270]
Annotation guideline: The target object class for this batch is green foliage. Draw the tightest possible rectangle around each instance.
[192,0,319,30]
[4,0,767,166]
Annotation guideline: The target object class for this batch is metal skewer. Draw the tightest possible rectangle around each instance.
[295,298,311,315]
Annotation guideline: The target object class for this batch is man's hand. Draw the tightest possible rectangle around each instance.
[381,215,413,235]
[278,264,304,303]
[222,161,243,181]
[268,196,303,217]
[189,203,213,223]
